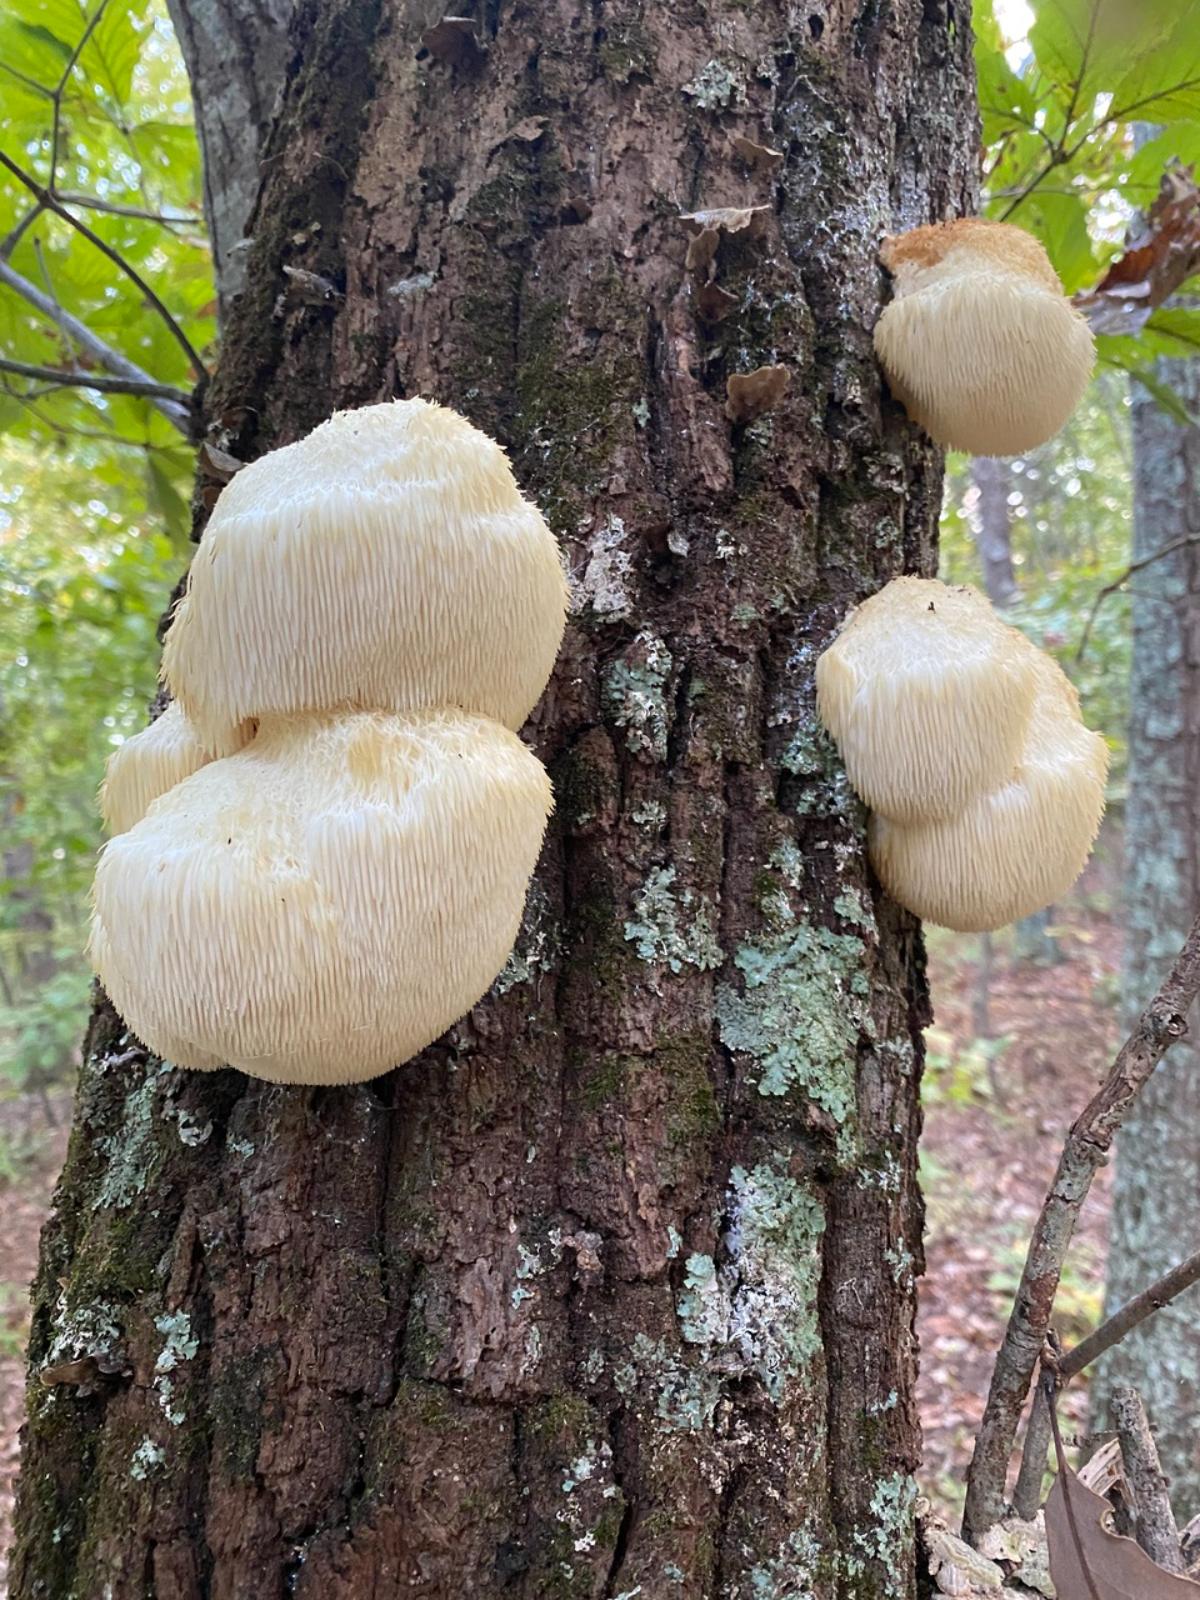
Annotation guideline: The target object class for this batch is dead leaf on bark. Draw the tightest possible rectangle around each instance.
[724,364,790,423]
[1046,1467,1200,1599]
[732,134,784,171]
[420,16,485,68]
[685,228,720,272]
[680,205,770,240]
[1075,166,1200,335]
[695,280,738,321]
[494,115,548,149]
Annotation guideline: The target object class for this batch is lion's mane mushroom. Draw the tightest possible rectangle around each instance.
[100,702,253,836]
[161,399,568,745]
[868,654,1108,931]
[872,218,1095,456]
[89,710,554,1084]
[815,576,1038,823]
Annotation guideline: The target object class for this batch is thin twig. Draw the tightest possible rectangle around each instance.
[963,910,1200,1542]
[0,257,193,434]
[1111,1387,1187,1572]
[1075,536,1200,664]
[50,0,109,189]
[54,193,197,228]
[0,152,209,378]
[0,202,45,263]
[0,357,191,408]
[1013,1248,1200,1518]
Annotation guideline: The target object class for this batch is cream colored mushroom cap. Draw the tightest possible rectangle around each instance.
[99,702,253,836]
[161,399,568,744]
[868,654,1108,932]
[89,709,553,1084]
[816,576,1038,823]
[873,219,1095,456]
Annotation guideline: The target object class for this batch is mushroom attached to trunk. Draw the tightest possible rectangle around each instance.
[100,701,253,836]
[868,654,1108,931]
[161,398,568,746]
[815,576,1037,823]
[873,218,1095,456]
[90,709,554,1084]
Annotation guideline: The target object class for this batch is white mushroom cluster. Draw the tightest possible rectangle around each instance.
[90,399,567,1085]
[873,219,1095,457]
[816,577,1108,933]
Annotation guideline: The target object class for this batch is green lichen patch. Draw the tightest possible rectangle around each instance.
[682,59,745,109]
[624,866,723,973]
[602,632,674,760]
[716,924,867,1161]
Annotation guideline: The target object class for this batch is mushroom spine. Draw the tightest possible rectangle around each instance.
[90,399,565,1084]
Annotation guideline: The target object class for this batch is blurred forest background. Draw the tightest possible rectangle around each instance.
[0,0,1198,1580]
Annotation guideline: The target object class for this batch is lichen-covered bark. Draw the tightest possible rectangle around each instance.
[12,2,977,1595]
[1092,361,1200,1520]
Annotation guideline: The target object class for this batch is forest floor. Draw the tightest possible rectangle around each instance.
[0,913,1124,1581]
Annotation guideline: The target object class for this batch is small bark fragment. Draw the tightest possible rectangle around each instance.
[725,363,790,423]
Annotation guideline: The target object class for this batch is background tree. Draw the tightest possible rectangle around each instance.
[8,2,977,1596]
[1090,354,1200,1520]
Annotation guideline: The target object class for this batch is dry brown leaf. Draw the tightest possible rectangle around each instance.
[695,280,738,321]
[685,228,720,271]
[1046,1467,1200,1599]
[421,16,485,67]
[679,205,770,239]
[724,364,790,423]
[732,134,784,171]
[1075,166,1200,335]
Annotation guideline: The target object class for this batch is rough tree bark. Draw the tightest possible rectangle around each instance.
[12,3,976,1595]
[1092,359,1200,1520]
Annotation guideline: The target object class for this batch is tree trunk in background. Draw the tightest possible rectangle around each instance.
[1092,361,1200,1519]
[969,455,1018,606]
[12,3,976,1594]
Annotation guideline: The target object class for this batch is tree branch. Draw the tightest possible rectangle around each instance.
[1111,1387,1187,1572]
[963,912,1200,1542]
[1012,1247,1200,1519]
[51,0,109,188]
[0,257,194,434]
[1074,535,1200,665]
[0,152,209,378]
[0,356,191,407]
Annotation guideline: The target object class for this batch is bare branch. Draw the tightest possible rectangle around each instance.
[0,356,192,410]
[0,152,209,378]
[1075,535,1200,665]
[1111,1387,1187,1572]
[0,256,194,434]
[51,0,110,189]
[0,202,45,263]
[1013,1247,1200,1519]
[53,192,198,229]
[963,911,1200,1542]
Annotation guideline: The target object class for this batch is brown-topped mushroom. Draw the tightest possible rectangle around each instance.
[873,218,1095,456]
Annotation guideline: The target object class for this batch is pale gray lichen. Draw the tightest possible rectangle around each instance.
[631,799,667,831]
[624,866,723,973]
[496,878,557,994]
[746,1527,823,1599]
[575,514,635,621]
[615,1333,721,1432]
[675,1163,825,1403]
[603,632,673,759]
[130,1438,166,1480]
[853,1472,917,1593]
[46,1298,121,1368]
[682,58,745,109]
[94,1060,174,1210]
[154,1310,198,1426]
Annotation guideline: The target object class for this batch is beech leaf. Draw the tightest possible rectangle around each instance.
[1046,1467,1200,1600]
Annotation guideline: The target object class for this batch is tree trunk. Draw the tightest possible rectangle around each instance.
[1093,360,1200,1519]
[968,455,1018,606]
[11,3,977,1595]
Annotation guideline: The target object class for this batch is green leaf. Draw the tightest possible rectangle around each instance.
[1014,187,1097,291]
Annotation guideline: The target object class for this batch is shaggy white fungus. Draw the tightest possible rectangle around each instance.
[161,398,568,743]
[873,218,1095,456]
[89,710,554,1085]
[868,653,1108,932]
[815,576,1038,823]
[100,702,252,836]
